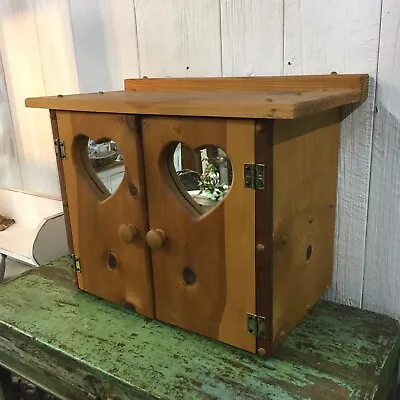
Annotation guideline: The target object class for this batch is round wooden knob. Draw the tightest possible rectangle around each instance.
[118,224,138,243]
[146,229,166,250]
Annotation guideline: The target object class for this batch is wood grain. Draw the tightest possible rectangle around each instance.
[0,0,59,196]
[69,0,140,92]
[254,120,274,356]
[284,0,382,308]
[55,111,154,318]
[34,0,79,96]
[26,86,363,120]
[49,111,74,256]
[363,0,400,318]
[142,116,256,352]
[134,0,221,78]
[0,50,21,189]
[125,74,368,96]
[271,109,340,350]
[220,0,283,77]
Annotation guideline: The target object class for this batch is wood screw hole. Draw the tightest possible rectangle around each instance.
[183,267,196,285]
[107,251,118,269]
[306,245,313,261]
[129,183,138,198]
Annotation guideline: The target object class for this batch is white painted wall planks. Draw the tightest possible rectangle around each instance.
[1,0,400,319]
[364,0,400,319]
[0,51,21,189]
[220,0,283,77]
[69,0,140,92]
[0,0,59,197]
[135,0,222,78]
[284,0,383,307]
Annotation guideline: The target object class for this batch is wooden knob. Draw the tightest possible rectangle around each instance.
[118,224,138,243]
[146,229,166,249]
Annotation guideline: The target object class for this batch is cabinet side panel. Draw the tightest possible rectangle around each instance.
[49,111,74,258]
[272,109,340,350]
[255,120,274,356]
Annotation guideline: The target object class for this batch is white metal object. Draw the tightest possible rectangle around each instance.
[0,188,69,268]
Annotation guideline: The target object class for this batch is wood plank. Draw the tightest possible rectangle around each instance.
[69,0,140,92]
[272,109,341,351]
[363,0,400,318]
[26,87,363,120]
[134,0,221,78]
[34,0,79,95]
[220,0,283,77]
[0,50,21,189]
[254,120,274,356]
[55,111,154,318]
[0,0,59,196]
[142,117,256,352]
[284,0,382,307]
[49,111,74,259]
[125,73,368,96]
[0,259,398,399]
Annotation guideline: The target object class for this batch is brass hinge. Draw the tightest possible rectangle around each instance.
[72,254,81,272]
[244,164,265,190]
[247,313,267,338]
[54,139,66,160]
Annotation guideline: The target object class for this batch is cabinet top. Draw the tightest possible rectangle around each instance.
[26,74,368,120]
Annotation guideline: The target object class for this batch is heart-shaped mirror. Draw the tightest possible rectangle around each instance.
[75,135,125,199]
[167,142,233,216]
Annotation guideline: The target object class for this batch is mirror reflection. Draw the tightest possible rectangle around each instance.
[87,139,125,194]
[171,143,233,213]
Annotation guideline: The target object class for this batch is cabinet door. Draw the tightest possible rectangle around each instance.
[56,111,154,318]
[142,116,256,352]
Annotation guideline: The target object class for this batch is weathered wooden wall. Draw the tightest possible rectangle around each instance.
[0,0,399,319]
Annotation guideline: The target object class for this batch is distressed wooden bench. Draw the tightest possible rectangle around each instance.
[0,256,399,400]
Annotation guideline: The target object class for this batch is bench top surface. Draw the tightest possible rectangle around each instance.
[0,257,399,400]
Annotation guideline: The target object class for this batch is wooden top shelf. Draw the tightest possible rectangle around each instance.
[25,74,368,120]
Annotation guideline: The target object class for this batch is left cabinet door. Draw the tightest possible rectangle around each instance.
[54,111,154,318]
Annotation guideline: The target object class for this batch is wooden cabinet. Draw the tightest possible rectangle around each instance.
[26,74,368,357]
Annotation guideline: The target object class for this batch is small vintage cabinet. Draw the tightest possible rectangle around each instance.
[26,74,368,357]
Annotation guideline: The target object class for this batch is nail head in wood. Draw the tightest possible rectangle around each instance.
[256,244,265,252]
[255,124,264,133]
[257,347,266,356]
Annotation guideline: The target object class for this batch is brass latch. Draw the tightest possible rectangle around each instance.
[54,139,66,160]
[247,313,266,338]
[244,164,265,190]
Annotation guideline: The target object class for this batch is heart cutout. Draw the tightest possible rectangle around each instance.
[75,134,125,200]
[165,142,233,217]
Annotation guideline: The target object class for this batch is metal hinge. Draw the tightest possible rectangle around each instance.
[54,139,66,160]
[247,313,267,338]
[244,164,265,190]
[72,254,81,272]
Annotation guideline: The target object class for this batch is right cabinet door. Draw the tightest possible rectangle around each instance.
[142,116,257,352]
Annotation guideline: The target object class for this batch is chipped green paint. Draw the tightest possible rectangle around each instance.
[0,257,398,400]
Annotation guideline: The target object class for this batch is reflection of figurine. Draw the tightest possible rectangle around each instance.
[198,159,229,201]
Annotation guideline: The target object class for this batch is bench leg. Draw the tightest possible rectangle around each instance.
[0,254,6,283]
[0,367,16,400]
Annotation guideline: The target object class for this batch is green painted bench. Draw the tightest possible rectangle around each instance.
[0,257,399,400]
